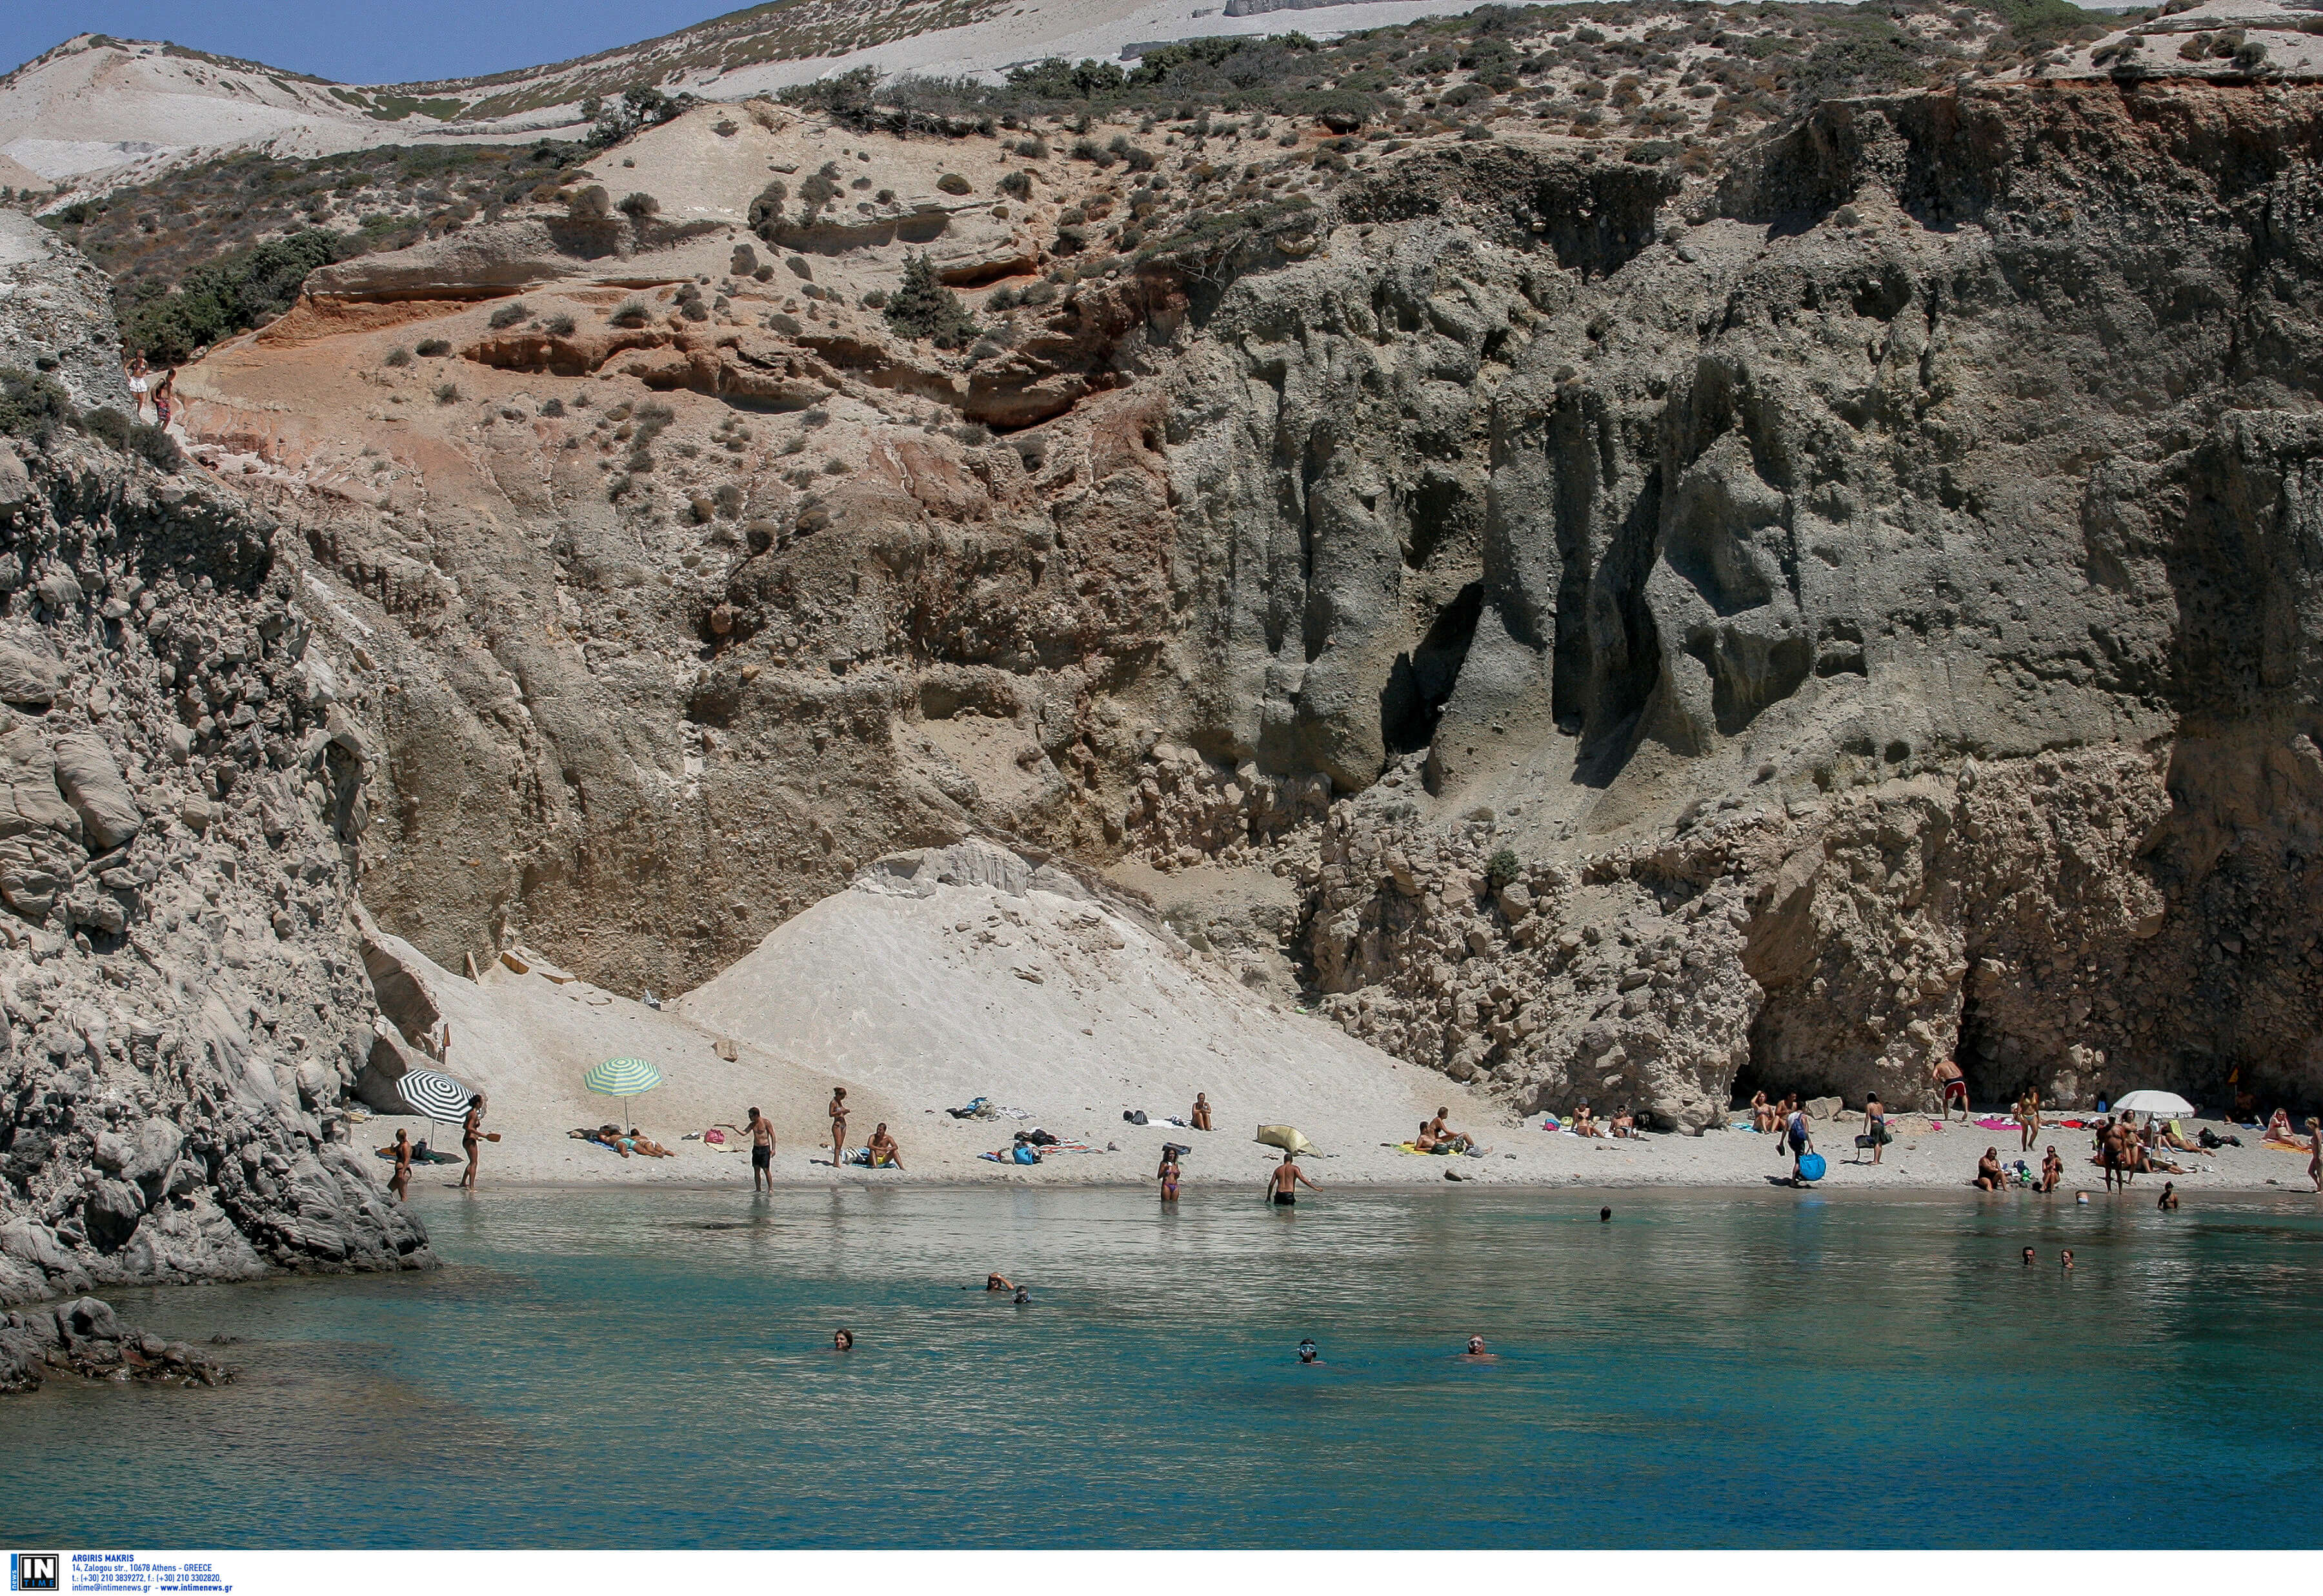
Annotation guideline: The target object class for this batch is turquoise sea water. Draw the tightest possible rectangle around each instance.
[5,1184,2320,1548]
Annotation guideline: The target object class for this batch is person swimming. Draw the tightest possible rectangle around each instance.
[985,1272,1014,1292]
[1462,1335,1493,1360]
[1297,1338,1320,1365]
[1012,1285,1030,1306]
[832,1328,854,1350]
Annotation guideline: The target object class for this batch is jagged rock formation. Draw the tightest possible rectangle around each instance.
[0,236,432,1304]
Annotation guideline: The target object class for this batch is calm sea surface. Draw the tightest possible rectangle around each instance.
[5,1184,2319,1548]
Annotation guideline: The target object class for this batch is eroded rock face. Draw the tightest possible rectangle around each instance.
[174,81,2323,1130]
[0,238,434,1301]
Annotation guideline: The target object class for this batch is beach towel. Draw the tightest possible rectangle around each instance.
[1974,1117,2020,1132]
[2262,1139,2312,1153]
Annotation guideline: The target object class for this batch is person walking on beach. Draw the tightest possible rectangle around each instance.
[2017,1088,2042,1153]
[827,1087,849,1167]
[2097,1117,2123,1191]
[2303,1117,2323,1192]
[1862,1093,1887,1166]
[1933,1058,1968,1121]
[1265,1150,1317,1206]
[390,1128,413,1202]
[459,1094,484,1190]
[1191,1092,1212,1132]
[1784,1102,1814,1185]
[747,1106,775,1192]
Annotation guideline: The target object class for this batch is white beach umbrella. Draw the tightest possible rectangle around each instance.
[2112,1090,2195,1119]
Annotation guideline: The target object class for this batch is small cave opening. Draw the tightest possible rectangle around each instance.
[1380,583,1482,756]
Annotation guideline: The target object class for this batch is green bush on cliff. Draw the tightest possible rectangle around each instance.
[882,254,978,350]
[119,228,350,365]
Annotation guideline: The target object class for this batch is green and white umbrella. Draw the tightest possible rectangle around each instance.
[585,1056,663,1132]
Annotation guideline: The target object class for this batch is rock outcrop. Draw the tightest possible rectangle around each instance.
[0,1292,234,1390]
[0,234,434,1304]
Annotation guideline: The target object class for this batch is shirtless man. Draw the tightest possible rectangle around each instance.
[1413,1119,1440,1153]
[1973,1146,2006,1191]
[2097,1117,2123,1190]
[1862,1093,1888,1166]
[1426,1107,1469,1152]
[1933,1059,1968,1121]
[1462,1336,1494,1361]
[1264,1150,1318,1206]
[867,1122,903,1170]
[827,1088,849,1167]
[390,1128,413,1202]
[747,1106,775,1192]
[1611,1105,1636,1139]
[1191,1093,1212,1132]
[2039,1146,2063,1193]
[2157,1182,2179,1211]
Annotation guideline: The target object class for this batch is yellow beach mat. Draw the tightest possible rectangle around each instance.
[1255,1124,1315,1155]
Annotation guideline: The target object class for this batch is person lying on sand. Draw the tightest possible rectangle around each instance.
[867,1123,903,1170]
[1974,1147,2006,1191]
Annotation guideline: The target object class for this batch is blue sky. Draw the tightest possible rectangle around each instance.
[4,2,747,85]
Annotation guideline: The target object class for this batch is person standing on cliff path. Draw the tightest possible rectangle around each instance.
[123,352,150,419]
[1933,1058,1968,1121]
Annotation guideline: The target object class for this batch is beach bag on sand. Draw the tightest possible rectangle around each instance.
[1012,1143,1040,1166]
[1797,1153,1826,1182]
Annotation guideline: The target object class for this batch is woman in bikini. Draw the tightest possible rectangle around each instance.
[2018,1087,2042,1153]
[459,1095,484,1190]
[827,1087,849,1166]
[124,353,150,420]
[1158,1155,1180,1203]
[390,1128,413,1201]
[2309,1118,2322,1193]
[2039,1145,2063,1193]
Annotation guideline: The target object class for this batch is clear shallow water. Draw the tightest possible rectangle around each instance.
[5,1184,2320,1548]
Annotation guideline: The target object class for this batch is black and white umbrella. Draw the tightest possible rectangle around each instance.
[398,1068,476,1138]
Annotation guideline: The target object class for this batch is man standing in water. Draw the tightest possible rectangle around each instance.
[747,1106,775,1192]
[1264,1150,1318,1206]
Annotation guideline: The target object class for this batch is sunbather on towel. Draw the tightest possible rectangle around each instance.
[867,1122,904,1170]
[1571,1103,1605,1139]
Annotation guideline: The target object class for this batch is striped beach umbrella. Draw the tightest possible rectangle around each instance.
[585,1056,663,1132]
[399,1068,475,1122]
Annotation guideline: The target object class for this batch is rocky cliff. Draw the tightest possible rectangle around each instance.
[157,71,2323,1143]
[0,217,431,1304]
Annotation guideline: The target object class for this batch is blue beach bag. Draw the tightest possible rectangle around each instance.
[1797,1153,1827,1182]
